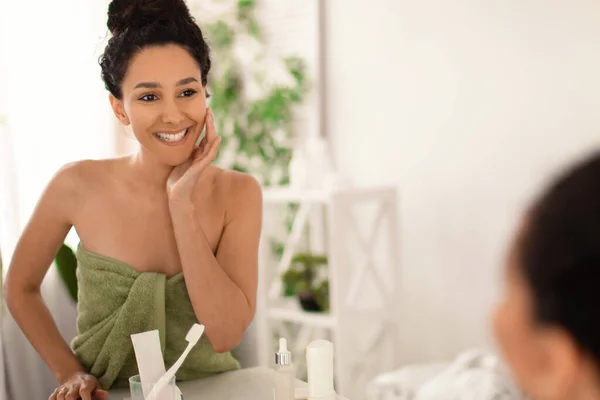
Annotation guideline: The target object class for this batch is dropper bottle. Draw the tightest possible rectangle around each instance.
[273,337,295,400]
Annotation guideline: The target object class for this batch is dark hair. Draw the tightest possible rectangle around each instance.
[100,0,211,99]
[519,150,600,365]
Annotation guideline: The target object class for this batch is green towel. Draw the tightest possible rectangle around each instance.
[71,244,241,390]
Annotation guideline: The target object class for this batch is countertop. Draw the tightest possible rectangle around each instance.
[108,366,349,400]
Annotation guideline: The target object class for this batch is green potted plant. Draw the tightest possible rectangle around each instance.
[281,253,329,312]
[193,0,309,186]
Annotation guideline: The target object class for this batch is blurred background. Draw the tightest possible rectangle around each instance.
[2,0,600,399]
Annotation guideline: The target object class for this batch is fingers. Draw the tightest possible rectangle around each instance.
[190,137,221,176]
[183,108,220,178]
[50,375,105,400]
[194,136,208,159]
[194,140,210,161]
[56,386,69,400]
[192,145,205,163]
[198,135,208,151]
[65,387,80,400]
[209,136,221,160]
[207,109,220,158]
[79,377,96,400]
[195,135,220,164]
[196,108,220,159]
[93,388,110,399]
[57,386,68,400]
[49,388,59,400]
[205,107,216,142]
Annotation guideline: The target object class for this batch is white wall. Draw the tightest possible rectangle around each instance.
[326,0,600,364]
[1,0,114,397]
[3,0,114,233]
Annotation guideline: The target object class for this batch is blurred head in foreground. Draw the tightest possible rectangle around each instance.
[493,150,600,400]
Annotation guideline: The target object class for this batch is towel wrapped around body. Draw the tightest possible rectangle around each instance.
[71,244,241,390]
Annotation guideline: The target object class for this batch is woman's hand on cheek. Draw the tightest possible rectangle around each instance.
[167,107,221,204]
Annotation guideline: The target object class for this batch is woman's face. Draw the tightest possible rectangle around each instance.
[112,44,207,167]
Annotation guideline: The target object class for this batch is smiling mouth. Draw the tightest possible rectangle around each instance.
[154,128,190,143]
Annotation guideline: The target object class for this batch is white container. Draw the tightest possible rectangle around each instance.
[306,339,336,400]
[273,338,296,400]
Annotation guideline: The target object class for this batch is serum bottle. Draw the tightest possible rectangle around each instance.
[273,337,295,400]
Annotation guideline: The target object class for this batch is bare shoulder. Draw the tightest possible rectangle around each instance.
[46,159,93,201]
[205,166,262,217]
[211,167,262,202]
[45,158,125,216]
[50,158,119,192]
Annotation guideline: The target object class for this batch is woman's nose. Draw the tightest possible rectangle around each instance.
[161,100,185,125]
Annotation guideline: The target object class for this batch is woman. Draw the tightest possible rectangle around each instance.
[493,150,600,400]
[3,0,262,398]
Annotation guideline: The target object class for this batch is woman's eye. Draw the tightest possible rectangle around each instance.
[180,89,197,97]
[140,94,158,102]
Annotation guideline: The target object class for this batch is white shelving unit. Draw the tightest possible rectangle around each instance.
[256,185,401,400]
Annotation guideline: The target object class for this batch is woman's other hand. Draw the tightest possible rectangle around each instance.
[49,372,109,400]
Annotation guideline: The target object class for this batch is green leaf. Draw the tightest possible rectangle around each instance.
[278,175,290,186]
[237,0,255,22]
[206,21,235,50]
[237,0,255,9]
[232,164,248,173]
[54,243,78,302]
[291,253,328,266]
[314,281,330,311]
[247,17,261,39]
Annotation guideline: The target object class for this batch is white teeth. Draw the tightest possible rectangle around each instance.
[155,129,188,143]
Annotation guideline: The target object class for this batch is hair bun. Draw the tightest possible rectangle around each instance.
[107,0,192,35]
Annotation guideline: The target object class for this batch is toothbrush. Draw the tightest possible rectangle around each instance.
[146,323,205,400]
